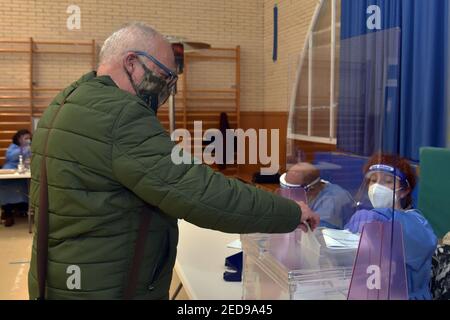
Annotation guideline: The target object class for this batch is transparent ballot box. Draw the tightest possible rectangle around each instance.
[241,228,357,300]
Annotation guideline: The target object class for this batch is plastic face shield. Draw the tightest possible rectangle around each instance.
[276,187,307,204]
[355,164,408,210]
[277,173,308,203]
[365,164,409,188]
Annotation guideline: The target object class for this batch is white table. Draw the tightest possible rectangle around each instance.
[0,170,32,232]
[0,170,31,180]
[175,220,243,300]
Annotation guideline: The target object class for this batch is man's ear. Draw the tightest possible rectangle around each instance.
[123,52,137,74]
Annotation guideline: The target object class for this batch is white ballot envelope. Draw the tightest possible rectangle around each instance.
[322,228,360,250]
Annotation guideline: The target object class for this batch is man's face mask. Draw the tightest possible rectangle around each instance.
[124,51,178,113]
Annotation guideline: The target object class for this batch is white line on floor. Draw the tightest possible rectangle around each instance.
[11,263,26,292]
[9,261,30,264]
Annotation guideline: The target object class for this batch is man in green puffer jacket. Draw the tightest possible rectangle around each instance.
[28,22,320,300]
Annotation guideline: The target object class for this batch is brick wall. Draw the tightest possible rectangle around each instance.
[263,0,318,112]
[0,0,321,112]
[0,0,265,111]
[0,0,320,165]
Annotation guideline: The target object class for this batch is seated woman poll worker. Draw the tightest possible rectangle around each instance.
[345,153,438,300]
[0,129,32,227]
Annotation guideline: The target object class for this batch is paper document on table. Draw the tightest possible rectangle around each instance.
[322,229,360,250]
[226,239,242,250]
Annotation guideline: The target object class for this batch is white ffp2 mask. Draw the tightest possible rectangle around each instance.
[368,183,400,209]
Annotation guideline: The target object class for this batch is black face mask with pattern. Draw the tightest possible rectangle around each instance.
[124,60,171,113]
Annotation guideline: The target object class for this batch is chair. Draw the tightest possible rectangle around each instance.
[417,147,450,238]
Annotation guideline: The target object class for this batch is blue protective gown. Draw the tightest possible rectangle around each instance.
[345,208,438,300]
[2,143,31,169]
[310,182,356,230]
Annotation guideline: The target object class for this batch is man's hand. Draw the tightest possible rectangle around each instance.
[296,201,320,232]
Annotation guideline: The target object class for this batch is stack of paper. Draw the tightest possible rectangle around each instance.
[226,239,242,250]
[322,229,360,250]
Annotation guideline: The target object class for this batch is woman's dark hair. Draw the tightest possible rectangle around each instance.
[12,129,31,146]
[364,153,417,209]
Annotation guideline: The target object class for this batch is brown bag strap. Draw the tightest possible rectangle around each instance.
[37,90,76,300]
[37,149,49,300]
[123,207,152,300]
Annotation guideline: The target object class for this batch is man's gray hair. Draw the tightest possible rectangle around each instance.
[99,22,162,65]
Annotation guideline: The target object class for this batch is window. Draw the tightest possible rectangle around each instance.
[288,0,340,144]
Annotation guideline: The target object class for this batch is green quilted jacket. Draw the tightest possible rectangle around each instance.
[28,71,301,300]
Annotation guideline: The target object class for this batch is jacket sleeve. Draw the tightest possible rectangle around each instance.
[111,103,301,234]
[394,210,438,272]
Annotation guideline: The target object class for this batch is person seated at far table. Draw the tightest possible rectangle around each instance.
[0,129,32,227]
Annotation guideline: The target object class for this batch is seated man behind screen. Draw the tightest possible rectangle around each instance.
[280,163,355,229]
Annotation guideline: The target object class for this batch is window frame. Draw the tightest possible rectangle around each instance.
[287,0,339,145]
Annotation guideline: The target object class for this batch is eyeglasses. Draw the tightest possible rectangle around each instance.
[131,50,178,88]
